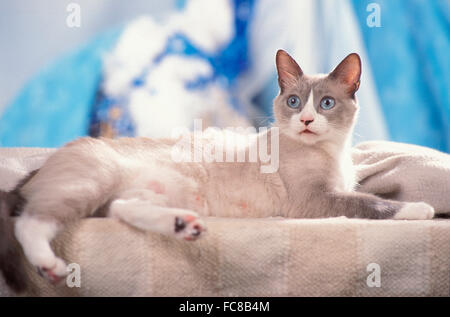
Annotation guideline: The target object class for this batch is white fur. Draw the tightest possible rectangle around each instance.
[394,202,435,220]
[15,215,67,277]
[288,93,330,145]
[110,197,205,240]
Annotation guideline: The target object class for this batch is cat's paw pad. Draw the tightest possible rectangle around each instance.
[174,214,206,241]
[394,202,435,220]
[36,258,68,284]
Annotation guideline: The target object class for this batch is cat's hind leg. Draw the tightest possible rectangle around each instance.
[14,214,67,283]
[109,189,206,241]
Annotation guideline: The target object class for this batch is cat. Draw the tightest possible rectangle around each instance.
[0,50,434,292]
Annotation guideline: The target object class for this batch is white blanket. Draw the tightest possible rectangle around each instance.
[353,141,450,215]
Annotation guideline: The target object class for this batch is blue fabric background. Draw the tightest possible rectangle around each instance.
[0,0,448,152]
[0,29,121,147]
[351,0,450,152]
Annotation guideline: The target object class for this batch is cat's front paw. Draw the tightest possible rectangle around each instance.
[394,202,435,220]
[174,214,206,241]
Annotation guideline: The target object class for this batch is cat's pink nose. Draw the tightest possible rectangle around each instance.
[300,113,314,126]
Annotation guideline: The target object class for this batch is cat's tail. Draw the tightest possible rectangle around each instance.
[0,190,29,293]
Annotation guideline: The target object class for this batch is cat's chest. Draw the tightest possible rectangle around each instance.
[278,146,356,197]
[337,152,356,192]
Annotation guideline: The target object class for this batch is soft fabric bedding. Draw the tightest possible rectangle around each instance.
[0,142,449,296]
[353,141,450,215]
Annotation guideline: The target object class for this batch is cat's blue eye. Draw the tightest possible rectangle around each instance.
[287,95,301,108]
[320,97,335,110]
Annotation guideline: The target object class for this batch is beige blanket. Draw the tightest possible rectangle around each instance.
[0,142,449,296]
[353,141,450,215]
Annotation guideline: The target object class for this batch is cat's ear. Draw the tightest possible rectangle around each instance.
[276,50,303,92]
[329,53,361,96]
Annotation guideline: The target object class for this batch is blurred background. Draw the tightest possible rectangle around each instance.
[0,0,448,151]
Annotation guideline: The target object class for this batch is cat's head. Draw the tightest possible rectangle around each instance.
[273,50,361,146]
